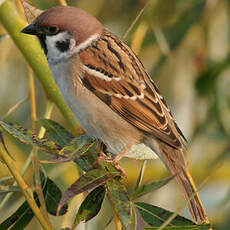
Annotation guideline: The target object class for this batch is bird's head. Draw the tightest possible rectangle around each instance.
[21,6,103,63]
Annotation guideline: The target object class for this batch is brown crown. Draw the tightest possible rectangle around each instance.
[35,6,103,44]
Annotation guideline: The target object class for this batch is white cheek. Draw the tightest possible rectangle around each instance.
[46,36,60,58]
[45,32,76,63]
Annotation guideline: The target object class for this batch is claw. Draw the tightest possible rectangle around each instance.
[95,154,127,178]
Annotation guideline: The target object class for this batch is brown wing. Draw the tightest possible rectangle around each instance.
[79,30,184,149]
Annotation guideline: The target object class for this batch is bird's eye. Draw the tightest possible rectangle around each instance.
[45,26,60,35]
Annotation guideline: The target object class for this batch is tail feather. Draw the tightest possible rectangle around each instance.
[176,167,208,223]
[157,142,209,224]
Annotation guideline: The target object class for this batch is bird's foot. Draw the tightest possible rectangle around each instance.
[95,154,127,178]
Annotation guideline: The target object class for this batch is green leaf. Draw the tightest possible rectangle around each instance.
[59,135,95,157]
[0,175,67,230]
[44,177,68,216]
[74,151,98,172]
[57,169,119,214]
[145,225,211,230]
[36,170,68,216]
[135,202,194,227]
[5,174,46,230]
[74,185,106,226]
[131,176,174,200]
[129,204,137,230]
[0,121,61,154]
[106,177,131,229]
[38,119,74,147]
[0,198,35,230]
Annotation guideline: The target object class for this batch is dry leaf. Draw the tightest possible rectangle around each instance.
[21,0,43,23]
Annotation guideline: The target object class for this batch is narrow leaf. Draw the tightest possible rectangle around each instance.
[135,202,194,227]
[59,135,95,157]
[38,119,74,147]
[44,177,68,216]
[0,175,48,230]
[58,169,119,214]
[40,155,73,164]
[129,203,137,230]
[74,185,106,226]
[36,170,68,216]
[0,121,61,154]
[131,176,174,200]
[0,199,35,230]
[0,185,20,194]
[106,177,131,229]
[0,172,66,230]
[74,151,98,172]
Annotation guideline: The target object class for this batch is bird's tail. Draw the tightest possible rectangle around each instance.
[157,142,209,224]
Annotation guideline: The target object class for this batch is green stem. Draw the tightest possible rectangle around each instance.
[0,101,54,213]
[0,143,54,230]
[0,0,80,134]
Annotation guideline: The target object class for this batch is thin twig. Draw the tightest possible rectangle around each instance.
[0,101,54,212]
[152,24,171,55]
[0,142,54,230]
[114,211,122,230]
[0,96,29,120]
[28,66,50,222]
[131,22,148,54]
[28,67,37,128]
[0,176,13,184]
[135,160,147,190]
[122,0,151,41]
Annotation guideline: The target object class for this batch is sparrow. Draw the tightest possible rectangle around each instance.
[21,6,208,224]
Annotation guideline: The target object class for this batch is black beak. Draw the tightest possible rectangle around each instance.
[21,23,39,35]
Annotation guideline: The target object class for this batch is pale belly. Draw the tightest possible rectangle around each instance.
[49,61,158,160]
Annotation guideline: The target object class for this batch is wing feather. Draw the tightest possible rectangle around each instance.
[79,30,184,149]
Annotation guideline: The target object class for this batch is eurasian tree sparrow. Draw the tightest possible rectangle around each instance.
[21,6,208,224]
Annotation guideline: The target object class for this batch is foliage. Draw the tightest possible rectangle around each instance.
[0,120,210,229]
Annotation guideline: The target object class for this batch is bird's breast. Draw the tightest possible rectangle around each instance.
[48,60,157,160]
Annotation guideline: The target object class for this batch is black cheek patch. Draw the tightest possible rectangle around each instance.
[56,39,70,52]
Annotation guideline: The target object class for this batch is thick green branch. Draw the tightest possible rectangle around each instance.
[0,1,80,134]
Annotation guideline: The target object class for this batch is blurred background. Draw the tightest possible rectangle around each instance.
[0,0,230,229]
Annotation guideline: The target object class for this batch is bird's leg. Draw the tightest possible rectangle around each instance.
[98,142,107,158]
[110,144,132,177]
[95,142,112,165]
[95,144,132,177]
[113,144,132,163]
